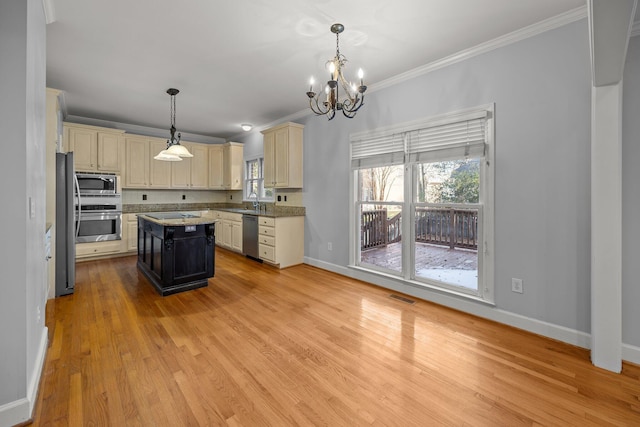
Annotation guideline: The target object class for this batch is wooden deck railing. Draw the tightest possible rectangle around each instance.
[361,207,478,250]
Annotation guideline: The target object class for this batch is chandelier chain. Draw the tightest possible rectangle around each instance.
[170,93,176,127]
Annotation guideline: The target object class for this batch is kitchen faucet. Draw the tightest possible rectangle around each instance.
[249,191,260,211]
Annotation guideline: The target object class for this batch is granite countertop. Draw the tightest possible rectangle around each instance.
[124,203,305,218]
[138,212,218,227]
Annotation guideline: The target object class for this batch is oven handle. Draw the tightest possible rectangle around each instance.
[74,174,81,239]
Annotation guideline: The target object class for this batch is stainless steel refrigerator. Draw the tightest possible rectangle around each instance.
[55,152,76,296]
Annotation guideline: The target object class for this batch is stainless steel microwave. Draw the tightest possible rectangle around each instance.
[75,172,119,195]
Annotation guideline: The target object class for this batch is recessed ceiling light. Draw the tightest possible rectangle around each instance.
[241,124,252,132]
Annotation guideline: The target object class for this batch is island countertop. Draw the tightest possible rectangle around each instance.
[137,212,219,227]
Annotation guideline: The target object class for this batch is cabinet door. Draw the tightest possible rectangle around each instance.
[171,143,191,188]
[224,143,243,190]
[222,220,232,248]
[149,139,172,188]
[231,221,242,252]
[274,127,290,187]
[208,145,224,189]
[189,143,209,189]
[125,137,149,187]
[124,214,138,252]
[263,131,275,187]
[97,133,121,172]
[69,127,97,171]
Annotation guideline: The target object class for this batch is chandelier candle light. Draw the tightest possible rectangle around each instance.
[307,23,367,120]
[154,88,193,161]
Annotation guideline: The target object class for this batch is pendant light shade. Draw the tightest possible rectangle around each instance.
[166,143,193,158]
[154,149,182,161]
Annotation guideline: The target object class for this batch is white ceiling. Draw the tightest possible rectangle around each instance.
[46,0,596,139]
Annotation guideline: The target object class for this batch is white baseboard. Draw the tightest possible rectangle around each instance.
[622,343,640,365]
[304,256,591,349]
[0,326,48,427]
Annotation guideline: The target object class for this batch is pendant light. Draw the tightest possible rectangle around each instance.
[154,88,193,161]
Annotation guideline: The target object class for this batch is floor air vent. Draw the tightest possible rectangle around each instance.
[389,294,416,305]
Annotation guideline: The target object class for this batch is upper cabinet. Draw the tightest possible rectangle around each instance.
[64,123,125,173]
[224,142,243,190]
[208,145,224,189]
[209,142,243,190]
[124,136,172,188]
[262,122,304,188]
[171,142,209,189]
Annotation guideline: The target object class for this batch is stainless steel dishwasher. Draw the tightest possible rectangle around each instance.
[242,214,261,261]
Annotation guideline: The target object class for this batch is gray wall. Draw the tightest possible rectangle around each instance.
[303,21,592,333]
[236,21,594,335]
[0,0,48,418]
[622,36,640,347]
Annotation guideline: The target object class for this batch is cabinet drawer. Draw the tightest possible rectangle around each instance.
[259,217,275,227]
[259,225,275,237]
[259,235,275,246]
[259,244,276,262]
[76,240,122,258]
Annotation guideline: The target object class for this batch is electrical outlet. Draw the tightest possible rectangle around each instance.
[327,242,333,251]
[511,278,523,293]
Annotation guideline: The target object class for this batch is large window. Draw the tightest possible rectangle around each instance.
[245,157,272,201]
[351,106,494,302]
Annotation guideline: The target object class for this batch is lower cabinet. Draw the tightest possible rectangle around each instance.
[76,240,123,259]
[124,213,138,252]
[258,216,304,268]
[208,210,243,253]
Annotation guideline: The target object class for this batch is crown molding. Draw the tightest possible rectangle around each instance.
[65,115,225,144]
[369,6,588,94]
[42,0,56,24]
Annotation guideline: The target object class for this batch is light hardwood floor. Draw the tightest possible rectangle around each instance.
[29,249,640,426]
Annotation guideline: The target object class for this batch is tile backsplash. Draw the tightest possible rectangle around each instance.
[122,189,228,205]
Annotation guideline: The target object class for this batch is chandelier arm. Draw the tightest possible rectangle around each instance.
[308,97,329,115]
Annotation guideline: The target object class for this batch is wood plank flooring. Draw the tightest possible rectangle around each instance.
[29,249,640,426]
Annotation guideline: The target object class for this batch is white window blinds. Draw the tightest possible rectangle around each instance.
[351,109,488,168]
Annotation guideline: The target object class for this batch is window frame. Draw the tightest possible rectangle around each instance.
[244,156,273,202]
[349,104,495,304]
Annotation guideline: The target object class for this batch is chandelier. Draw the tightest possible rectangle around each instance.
[154,88,193,161]
[306,23,367,120]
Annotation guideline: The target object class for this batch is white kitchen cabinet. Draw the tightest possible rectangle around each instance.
[258,216,304,268]
[208,145,224,189]
[209,143,243,190]
[124,136,149,187]
[76,240,124,260]
[262,122,304,188]
[224,142,243,190]
[65,123,125,173]
[124,136,172,188]
[149,139,172,187]
[122,213,138,252]
[171,142,209,189]
[209,210,243,252]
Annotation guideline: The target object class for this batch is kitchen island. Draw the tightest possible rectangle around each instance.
[137,213,216,296]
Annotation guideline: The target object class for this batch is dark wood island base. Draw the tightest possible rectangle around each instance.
[137,214,216,296]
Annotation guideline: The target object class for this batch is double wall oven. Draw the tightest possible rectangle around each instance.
[75,172,122,243]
